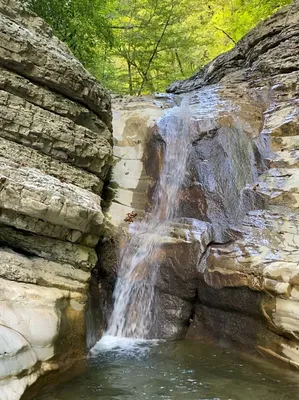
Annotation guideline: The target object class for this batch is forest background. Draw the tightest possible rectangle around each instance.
[27,0,292,95]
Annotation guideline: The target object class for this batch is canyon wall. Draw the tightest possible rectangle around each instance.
[1,1,298,398]
[108,0,299,366]
[168,0,299,367]
[0,1,113,399]
[168,0,299,365]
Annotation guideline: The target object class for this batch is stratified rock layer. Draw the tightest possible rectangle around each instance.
[106,0,299,368]
[0,1,113,399]
[107,96,167,225]
[166,0,299,368]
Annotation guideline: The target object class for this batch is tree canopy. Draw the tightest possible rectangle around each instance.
[27,0,293,94]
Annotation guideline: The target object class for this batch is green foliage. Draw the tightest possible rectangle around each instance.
[97,0,205,94]
[202,0,293,61]
[27,0,113,74]
[27,0,293,93]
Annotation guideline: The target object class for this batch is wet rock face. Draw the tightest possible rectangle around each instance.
[147,86,269,340]
[106,96,167,226]
[179,89,266,241]
[0,1,112,399]
[106,88,269,341]
[151,220,212,339]
[166,0,299,367]
[106,1,299,366]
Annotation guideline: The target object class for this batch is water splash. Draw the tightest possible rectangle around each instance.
[89,335,157,358]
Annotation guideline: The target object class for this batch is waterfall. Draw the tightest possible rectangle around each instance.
[105,97,196,339]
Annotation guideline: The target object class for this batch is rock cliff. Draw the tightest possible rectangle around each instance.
[108,0,299,367]
[2,0,298,397]
[169,0,299,366]
[166,0,299,367]
[0,1,112,399]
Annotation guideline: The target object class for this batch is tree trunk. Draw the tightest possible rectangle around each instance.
[137,10,173,95]
[127,60,133,95]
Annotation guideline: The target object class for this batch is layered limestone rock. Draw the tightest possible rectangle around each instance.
[107,96,168,226]
[0,1,112,399]
[105,0,299,368]
[192,82,299,366]
[166,0,299,368]
[97,96,169,329]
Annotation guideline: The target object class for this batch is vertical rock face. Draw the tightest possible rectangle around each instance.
[97,96,167,330]
[106,0,299,367]
[165,0,299,367]
[107,96,167,225]
[0,1,113,399]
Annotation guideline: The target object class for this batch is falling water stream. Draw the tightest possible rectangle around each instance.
[105,86,236,340]
[105,97,195,339]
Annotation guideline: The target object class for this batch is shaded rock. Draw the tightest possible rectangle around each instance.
[0,138,104,194]
[0,227,97,270]
[0,90,112,178]
[0,1,112,398]
[0,66,111,142]
[0,248,90,292]
[150,219,212,339]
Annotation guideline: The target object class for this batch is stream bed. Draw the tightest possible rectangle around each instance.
[36,338,299,400]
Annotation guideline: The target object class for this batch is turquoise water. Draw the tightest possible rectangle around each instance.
[35,338,299,400]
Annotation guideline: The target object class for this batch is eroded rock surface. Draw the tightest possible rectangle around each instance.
[0,1,112,399]
[167,0,299,368]
[107,96,169,225]
[106,0,299,368]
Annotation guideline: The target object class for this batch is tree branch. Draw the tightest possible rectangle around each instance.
[110,25,139,29]
[214,26,236,44]
[137,6,175,95]
[175,50,184,75]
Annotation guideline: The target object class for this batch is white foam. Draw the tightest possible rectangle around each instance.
[89,335,159,357]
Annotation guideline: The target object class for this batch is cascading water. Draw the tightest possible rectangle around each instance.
[97,87,237,344]
[105,97,196,339]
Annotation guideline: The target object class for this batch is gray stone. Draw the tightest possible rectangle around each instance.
[0,247,90,292]
[0,158,104,234]
[0,2,113,397]
[0,138,104,194]
[0,90,112,178]
[0,226,97,270]
[0,66,112,142]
